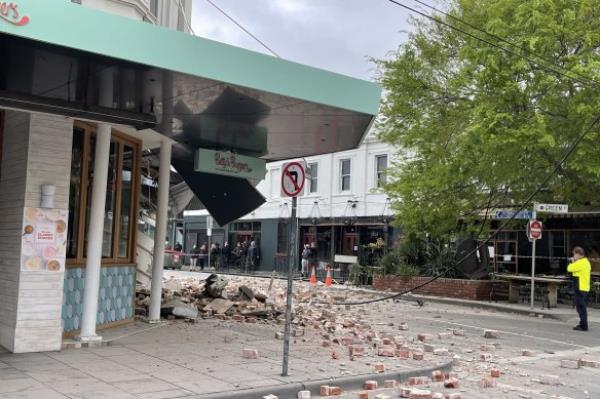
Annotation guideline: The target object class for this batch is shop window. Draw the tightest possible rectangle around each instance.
[67,123,140,265]
[340,159,351,191]
[376,155,388,188]
[308,163,318,193]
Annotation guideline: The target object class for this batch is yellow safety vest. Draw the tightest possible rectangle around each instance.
[567,258,591,292]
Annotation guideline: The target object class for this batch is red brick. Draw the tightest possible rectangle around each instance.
[490,369,501,378]
[242,348,259,359]
[409,388,432,399]
[320,385,331,396]
[329,386,342,396]
[399,387,412,398]
[413,351,424,361]
[431,370,444,382]
[444,377,459,388]
[396,349,411,358]
[363,380,378,390]
[373,363,385,373]
[408,376,429,386]
[378,347,395,357]
[383,379,397,388]
[357,392,369,399]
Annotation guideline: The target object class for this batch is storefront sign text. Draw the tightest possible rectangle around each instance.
[194,148,266,180]
[0,2,29,26]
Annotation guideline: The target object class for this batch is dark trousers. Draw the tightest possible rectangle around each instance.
[575,290,589,330]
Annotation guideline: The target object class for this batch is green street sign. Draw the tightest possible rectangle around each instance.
[194,149,266,181]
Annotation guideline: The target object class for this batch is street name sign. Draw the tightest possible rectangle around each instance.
[495,210,533,219]
[534,203,568,214]
[281,162,306,197]
[194,149,266,180]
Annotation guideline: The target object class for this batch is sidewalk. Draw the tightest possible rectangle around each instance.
[0,316,449,399]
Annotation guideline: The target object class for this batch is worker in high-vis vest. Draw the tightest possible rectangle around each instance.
[567,246,591,331]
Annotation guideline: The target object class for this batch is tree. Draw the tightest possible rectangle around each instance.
[377,0,600,237]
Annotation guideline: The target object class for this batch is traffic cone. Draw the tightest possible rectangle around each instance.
[325,266,332,287]
[309,265,317,286]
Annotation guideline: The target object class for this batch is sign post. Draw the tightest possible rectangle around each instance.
[280,162,305,377]
[527,216,543,308]
[206,215,213,270]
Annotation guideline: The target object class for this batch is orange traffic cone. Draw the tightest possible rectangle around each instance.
[325,266,332,287]
[309,265,317,285]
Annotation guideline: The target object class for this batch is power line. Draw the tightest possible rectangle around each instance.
[385,0,597,90]
[204,0,281,58]
[408,0,600,90]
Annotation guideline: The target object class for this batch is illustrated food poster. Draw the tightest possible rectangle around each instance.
[21,207,68,272]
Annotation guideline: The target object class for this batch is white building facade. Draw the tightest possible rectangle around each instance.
[184,133,400,272]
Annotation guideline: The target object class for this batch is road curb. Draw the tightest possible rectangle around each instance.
[196,360,452,399]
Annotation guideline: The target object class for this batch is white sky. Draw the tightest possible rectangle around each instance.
[190,0,415,81]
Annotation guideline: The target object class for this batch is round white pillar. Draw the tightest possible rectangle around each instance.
[148,140,172,321]
[79,123,111,342]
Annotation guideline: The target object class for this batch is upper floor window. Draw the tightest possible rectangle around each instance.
[308,163,318,193]
[150,0,159,16]
[340,159,351,191]
[376,155,388,188]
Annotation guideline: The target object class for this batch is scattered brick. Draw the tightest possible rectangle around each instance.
[399,323,409,330]
[396,349,411,358]
[438,332,452,340]
[408,376,429,386]
[444,377,459,389]
[432,370,444,382]
[423,344,435,353]
[320,385,331,396]
[413,351,424,361]
[373,363,385,373]
[322,340,332,348]
[452,329,465,336]
[539,374,560,385]
[363,380,378,390]
[383,379,397,388]
[274,332,284,340]
[357,392,369,399]
[579,359,600,368]
[560,359,580,369]
[242,348,259,359]
[329,386,342,396]
[342,337,354,346]
[350,346,366,357]
[382,337,392,345]
[521,349,535,357]
[483,329,499,339]
[481,376,497,388]
[297,391,310,399]
[399,387,412,398]
[491,368,501,378]
[378,347,395,357]
[409,388,432,399]
[480,353,492,362]
[331,351,340,360]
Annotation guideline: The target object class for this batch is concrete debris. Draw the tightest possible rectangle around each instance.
[483,329,499,339]
[203,298,234,314]
[204,274,229,298]
[160,300,198,319]
[561,359,580,369]
[297,391,310,399]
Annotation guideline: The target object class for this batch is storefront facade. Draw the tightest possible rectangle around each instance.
[0,1,380,353]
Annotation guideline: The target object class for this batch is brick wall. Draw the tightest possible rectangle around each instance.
[372,275,509,301]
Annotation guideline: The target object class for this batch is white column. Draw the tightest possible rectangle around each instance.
[79,123,111,342]
[148,140,172,321]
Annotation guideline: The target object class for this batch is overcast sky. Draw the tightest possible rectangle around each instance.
[190,0,415,81]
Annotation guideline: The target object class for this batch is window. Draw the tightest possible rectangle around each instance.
[376,155,388,188]
[340,159,351,191]
[67,123,140,265]
[308,163,318,193]
[150,0,159,16]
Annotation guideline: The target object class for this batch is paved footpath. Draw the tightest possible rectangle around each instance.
[1,277,600,398]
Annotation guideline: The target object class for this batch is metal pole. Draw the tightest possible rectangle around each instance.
[530,211,537,309]
[282,196,297,376]
[208,235,212,270]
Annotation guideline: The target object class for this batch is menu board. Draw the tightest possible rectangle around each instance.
[21,207,68,272]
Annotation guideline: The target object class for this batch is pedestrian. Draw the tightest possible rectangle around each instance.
[222,241,231,268]
[190,244,200,271]
[308,241,317,271]
[568,246,591,331]
[232,242,242,267]
[249,241,260,271]
[301,244,310,276]
[199,243,208,271]
[174,242,183,252]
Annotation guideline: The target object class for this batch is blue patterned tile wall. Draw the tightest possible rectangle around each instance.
[62,266,135,332]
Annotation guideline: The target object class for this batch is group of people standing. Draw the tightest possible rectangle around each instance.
[188,240,260,271]
[301,242,318,277]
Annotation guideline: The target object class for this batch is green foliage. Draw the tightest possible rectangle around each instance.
[377,0,600,237]
[378,234,457,277]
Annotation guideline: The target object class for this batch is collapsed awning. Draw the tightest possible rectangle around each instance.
[0,1,381,224]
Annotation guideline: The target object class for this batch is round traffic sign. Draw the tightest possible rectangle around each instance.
[281,162,306,197]
[529,220,542,239]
